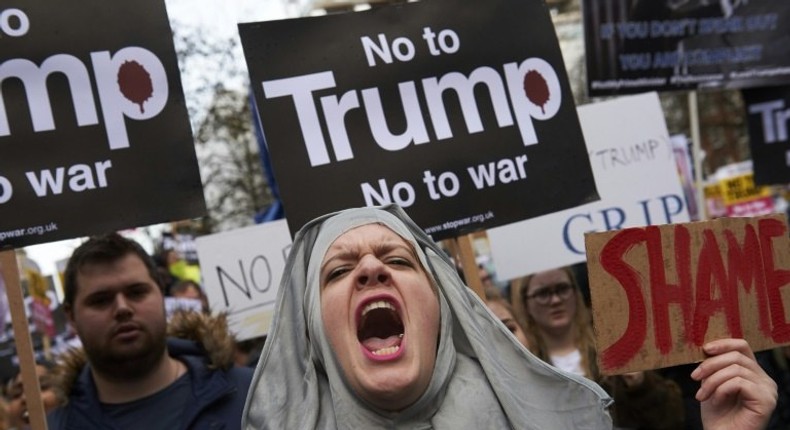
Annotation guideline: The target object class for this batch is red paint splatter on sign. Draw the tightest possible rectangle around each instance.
[523,70,550,114]
[118,60,154,113]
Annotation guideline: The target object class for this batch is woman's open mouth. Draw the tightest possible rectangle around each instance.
[357,298,405,360]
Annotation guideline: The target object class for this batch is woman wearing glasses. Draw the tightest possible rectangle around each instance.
[513,266,686,430]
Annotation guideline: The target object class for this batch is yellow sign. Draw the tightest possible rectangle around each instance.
[720,173,770,205]
[25,268,50,305]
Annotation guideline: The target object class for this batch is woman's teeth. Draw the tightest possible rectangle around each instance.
[362,300,396,316]
[372,345,400,356]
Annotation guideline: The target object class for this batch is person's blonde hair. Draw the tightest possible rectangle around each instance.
[511,266,600,380]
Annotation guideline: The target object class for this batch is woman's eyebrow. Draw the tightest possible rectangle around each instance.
[321,237,413,270]
[372,239,416,257]
[321,249,356,271]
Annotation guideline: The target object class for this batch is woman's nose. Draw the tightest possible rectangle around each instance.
[356,255,390,288]
[548,290,564,305]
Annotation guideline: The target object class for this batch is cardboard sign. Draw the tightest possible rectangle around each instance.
[585,214,790,375]
[743,85,790,185]
[583,0,790,96]
[239,0,598,239]
[196,220,291,340]
[489,93,689,279]
[0,0,205,248]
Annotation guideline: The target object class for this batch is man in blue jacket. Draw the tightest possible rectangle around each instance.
[48,233,253,429]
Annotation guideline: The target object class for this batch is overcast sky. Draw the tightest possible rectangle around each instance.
[166,0,295,32]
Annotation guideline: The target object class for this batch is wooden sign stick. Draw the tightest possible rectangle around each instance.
[442,236,484,299]
[0,249,48,430]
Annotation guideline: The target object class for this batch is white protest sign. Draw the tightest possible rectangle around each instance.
[489,92,690,279]
[196,219,291,340]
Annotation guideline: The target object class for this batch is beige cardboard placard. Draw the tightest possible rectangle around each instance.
[585,214,790,375]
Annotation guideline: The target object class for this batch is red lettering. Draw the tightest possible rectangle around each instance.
[725,225,770,337]
[758,218,790,342]
[692,229,740,345]
[599,228,647,371]
[648,225,693,354]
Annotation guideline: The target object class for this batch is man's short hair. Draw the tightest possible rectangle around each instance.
[63,233,162,309]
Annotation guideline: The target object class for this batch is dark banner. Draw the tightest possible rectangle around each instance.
[240,0,598,239]
[583,0,790,96]
[0,0,206,248]
[743,85,790,185]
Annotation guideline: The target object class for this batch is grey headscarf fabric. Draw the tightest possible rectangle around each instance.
[243,205,613,429]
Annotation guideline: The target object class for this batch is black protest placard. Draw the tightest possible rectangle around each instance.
[743,85,790,185]
[0,0,205,248]
[583,0,790,97]
[240,0,598,239]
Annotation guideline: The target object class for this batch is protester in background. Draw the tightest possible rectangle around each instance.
[478,263,495,290]
[244,205,614,428]
[153,251,178,295]
[513,266,777,430]
[514,266,683,429]
[162,249,202,285]
[4,362,62,430]
[514,267,689,430]
[48,233,252,429]
[484,287,529,349]
[169,280,202,300]
[512,267,597,376]
[168,279,209,312]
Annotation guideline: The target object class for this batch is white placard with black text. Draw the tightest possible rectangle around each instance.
[489,93,690,279]
[196,220,292,340]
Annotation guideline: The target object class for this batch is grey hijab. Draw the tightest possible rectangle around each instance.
[243,205,612,429]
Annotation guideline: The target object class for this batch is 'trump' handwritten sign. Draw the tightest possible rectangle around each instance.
[585,214,790,374]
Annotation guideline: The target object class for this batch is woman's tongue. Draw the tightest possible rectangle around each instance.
[362,335,401,352]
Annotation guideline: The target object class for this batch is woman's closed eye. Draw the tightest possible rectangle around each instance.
[325,266,351,283]
[386,256,413,267]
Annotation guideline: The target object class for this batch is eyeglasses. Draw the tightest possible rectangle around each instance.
[525,282,573,305]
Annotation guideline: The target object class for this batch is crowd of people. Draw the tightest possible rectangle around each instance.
[487,261,789,430]
[0,205,783,429]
